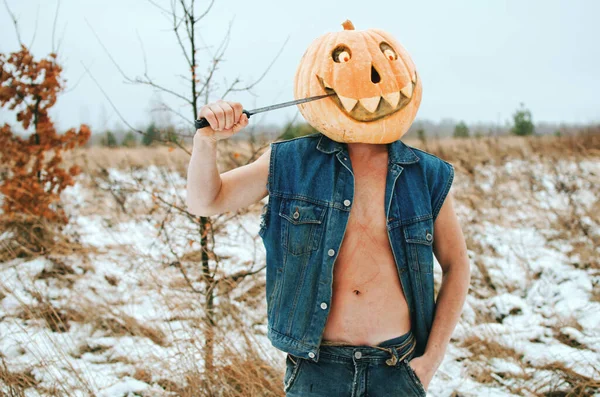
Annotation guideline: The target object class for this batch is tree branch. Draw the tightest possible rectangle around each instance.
[3,0,23,46]
[51,0,61,54]
[27,4,40,50]
[222,34,290,97]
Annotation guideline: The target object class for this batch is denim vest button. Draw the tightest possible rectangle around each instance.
[320,302,327,310]
[343,199,351,206]
[426,232,433,241]
[328,249,335,256]
[308,352,315,358]
[293,210,300,219]
[354,351,362,359]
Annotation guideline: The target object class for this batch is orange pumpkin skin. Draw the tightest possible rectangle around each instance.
[294,20,422,144]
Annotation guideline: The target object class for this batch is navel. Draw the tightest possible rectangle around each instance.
[353,289,361,296]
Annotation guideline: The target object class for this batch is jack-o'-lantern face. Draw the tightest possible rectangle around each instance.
[294,20,422,144]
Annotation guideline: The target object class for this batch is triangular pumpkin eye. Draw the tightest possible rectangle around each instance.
[379,42,397,61]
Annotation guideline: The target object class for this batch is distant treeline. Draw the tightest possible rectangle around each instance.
[87,122,179,147]
[85,104,597,147]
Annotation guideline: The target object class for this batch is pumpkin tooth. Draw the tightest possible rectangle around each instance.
[400,84,413,98]
[359,96,381,113]
[383,92,400,108]
[338,95,358,113]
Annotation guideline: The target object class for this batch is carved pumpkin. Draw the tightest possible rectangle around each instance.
[294,20,422,144]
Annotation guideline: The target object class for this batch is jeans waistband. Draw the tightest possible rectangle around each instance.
[317,329,416,366]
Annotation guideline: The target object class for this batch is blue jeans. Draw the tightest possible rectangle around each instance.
[283,329,427,396]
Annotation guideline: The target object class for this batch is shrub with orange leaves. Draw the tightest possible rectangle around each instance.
[0,45,91,224]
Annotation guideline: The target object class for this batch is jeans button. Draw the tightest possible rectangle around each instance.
[308,352,315,358]
[354,351,362,359]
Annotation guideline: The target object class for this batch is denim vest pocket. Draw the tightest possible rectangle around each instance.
[403,217,434,273]
[279,198,327,255]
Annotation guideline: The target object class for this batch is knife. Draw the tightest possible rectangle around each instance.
[194,92,336,130]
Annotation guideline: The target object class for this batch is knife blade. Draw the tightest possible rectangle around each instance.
[194,92,335,130]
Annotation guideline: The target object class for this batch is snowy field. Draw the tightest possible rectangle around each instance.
[1,154,599,396]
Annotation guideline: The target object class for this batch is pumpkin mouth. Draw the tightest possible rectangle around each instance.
[316,73,417,122]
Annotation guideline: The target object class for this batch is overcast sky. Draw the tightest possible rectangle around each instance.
[1,0,599,133]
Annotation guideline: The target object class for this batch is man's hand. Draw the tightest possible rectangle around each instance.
[195,100,249,144]
[407,355,438,392]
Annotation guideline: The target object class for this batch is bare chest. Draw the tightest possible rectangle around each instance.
[321,152,410,343]
[333,155,397,290]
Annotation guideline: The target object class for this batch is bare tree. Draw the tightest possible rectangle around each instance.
[84,0,290,388]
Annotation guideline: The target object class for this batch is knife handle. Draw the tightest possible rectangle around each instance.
[195,110,251,130]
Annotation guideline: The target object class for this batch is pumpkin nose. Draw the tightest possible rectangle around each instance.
[371,65,381,84]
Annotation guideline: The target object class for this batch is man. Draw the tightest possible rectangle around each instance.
[188,19,470,397]
[186,99,470,396]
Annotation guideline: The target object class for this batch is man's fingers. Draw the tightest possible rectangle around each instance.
[208,103,225,131]
[199,106,218,131]
[231,113,249,133]
[231,102,243,125]
[216,100,234,130]
[197,100,247,136]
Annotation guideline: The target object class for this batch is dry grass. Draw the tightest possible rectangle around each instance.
[2,131,599,396]
[459,334,600,396]
[65,130,600,172]
[0,363,40,397]
[414,129,600,165]
[0,215,93,262]
[9,285,166,348]
[64,137,271,177]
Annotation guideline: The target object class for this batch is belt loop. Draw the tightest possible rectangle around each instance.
[397,337,416,363]
[385,347,399,366]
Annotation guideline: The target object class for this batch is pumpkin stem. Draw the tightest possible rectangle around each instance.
[341,20,355,30]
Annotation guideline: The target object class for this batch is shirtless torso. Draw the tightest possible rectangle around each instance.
[321,143,411,346]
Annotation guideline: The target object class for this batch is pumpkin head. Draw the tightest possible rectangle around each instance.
[294,20,422,144]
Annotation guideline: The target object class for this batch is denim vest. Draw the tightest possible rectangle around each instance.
[258,132,454,363]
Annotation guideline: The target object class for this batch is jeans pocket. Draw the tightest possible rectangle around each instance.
[403,358,427,395]
[284,353,304,393]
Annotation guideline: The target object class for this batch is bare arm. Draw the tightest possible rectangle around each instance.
[407,191,470,391]
[426,191,471,364]
[186,100,270,217]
